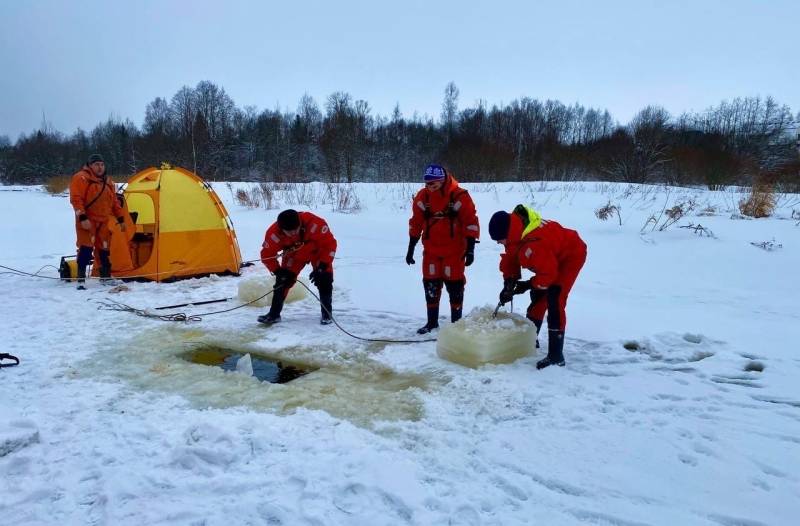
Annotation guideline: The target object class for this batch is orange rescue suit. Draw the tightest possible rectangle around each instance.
[260,211,338,275]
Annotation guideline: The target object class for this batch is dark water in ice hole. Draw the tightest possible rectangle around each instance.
[181,345,314,383]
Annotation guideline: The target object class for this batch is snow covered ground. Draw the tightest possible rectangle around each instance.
[1,180,799,525]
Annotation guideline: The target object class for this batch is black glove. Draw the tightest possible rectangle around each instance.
[274,268,296,287]
[309,262,329,285]
[406,236,419,265]
[513,280,531,295]
[464,237,476,267]
[499,279,517,304]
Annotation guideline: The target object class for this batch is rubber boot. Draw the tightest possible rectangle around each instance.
[258,283,289,325]
[316,272,334,325]
[417,305,440,334]
[76,246,93,290]
[417,279,442,334]
[98,249,116,285]
[445,280,464,323]
[536,330,566,370]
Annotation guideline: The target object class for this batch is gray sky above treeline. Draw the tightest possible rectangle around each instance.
[1,0,797,139]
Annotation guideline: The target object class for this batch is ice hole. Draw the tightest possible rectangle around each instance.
[237,274,308,307]
[436,306,537,368]
[81,330,431,427]
[181,345,312,384]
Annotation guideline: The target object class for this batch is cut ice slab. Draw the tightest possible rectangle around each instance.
[437,306,537,368]
[235,353,254,376]
[237,273,308,307]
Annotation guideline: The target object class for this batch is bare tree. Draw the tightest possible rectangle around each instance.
[441,81,459,141]
[143,97,172,136]
[629,105,672,182]
[169,86,197,140]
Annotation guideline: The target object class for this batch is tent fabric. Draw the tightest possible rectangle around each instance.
[106,166,242,282]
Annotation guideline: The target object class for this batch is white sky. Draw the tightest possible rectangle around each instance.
[1,0,798,139]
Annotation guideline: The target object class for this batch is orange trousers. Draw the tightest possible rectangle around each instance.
[75,217,112,251]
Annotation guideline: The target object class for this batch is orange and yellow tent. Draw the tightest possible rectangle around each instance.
[105,166,242,282]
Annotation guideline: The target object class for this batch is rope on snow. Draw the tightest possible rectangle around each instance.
[0,353,20,368]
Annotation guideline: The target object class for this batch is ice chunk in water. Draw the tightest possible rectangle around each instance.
[237,274,308,307]
[437,306,537,368]
[235,353,254,376]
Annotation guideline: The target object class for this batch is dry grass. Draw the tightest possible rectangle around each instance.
[329,183,361,213]
[594,201,622,226]
[739,184,776,218]
[233,183,279,210]
[640,195,696,232]
[234,188,260,209]
[44,175,72,195]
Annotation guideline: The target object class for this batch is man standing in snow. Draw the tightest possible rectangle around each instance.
[69,154,126,289]
[259,209,337,325]
[488,205,587,369]
[406,164,480,334]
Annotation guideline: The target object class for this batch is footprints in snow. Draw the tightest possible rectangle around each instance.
[328,482,413,522]
[622,333,716,364]
[617,334,775,396]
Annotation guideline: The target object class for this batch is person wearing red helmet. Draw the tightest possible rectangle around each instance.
[489,205,587,369]
[406,164,480,334]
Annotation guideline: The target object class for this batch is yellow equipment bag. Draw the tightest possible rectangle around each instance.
[59,256,80,282]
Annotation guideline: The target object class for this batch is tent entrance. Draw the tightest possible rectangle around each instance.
[127,192,157,271]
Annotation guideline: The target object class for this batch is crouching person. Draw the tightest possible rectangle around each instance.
[259,209,337,325]
[488,205,587,369]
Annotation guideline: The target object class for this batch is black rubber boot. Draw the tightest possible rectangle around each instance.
[259,280,290,325]
[537,330,566,370]
[76,265,87,290]
[445,280,464,323]
[316,272,334,325]
[417,305,440,334]
[257,313,281,325]
[98,249,116,284]
[417,279,442,334]
[76,246,93,290]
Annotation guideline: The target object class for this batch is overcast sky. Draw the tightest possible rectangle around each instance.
[1,0,797,139]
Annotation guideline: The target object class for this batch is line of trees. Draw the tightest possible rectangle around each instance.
[1,80,797,188]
